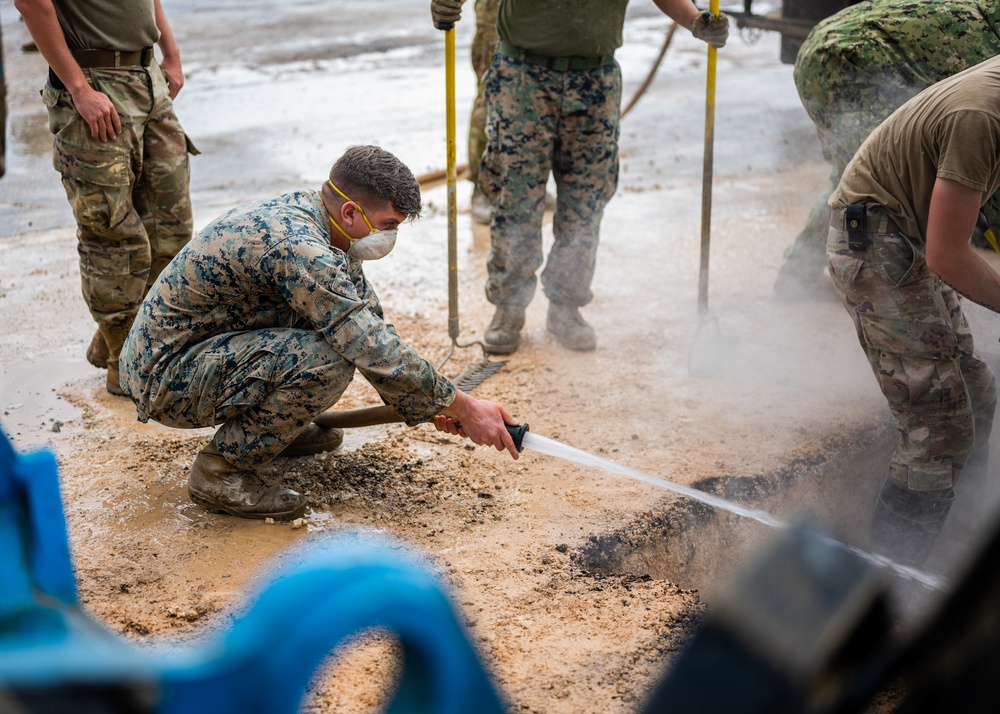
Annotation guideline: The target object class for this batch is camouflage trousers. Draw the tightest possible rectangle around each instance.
[42,61,195,361]
[467,0,499,184]
[827,209,996,493]
[129,328,354,469]
[479,54,621,309]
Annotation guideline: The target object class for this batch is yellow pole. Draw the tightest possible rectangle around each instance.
[697,0,719,318]
[445,27,460,343]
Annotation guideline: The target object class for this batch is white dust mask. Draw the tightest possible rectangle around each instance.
[346,229,397,260]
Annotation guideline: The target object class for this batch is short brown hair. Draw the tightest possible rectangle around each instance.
[329,145,422,219]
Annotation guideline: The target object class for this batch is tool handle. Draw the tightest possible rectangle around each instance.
[698,0,719,318]
[445,26,460,343]
[315,405,404,429]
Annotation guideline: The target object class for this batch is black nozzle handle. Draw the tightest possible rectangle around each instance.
[505,422,529,452]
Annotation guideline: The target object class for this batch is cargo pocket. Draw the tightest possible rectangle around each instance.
[217,346,281,410]
[151,352,223,428]
[53,139,133,230]
[859,314,960,362]
[860,312,964,417]
[79,244,142,314]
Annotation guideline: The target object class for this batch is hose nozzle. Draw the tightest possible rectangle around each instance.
[505,423,529,452]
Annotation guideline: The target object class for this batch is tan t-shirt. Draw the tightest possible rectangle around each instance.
[832,54,1000,244]
[52,0,159,52]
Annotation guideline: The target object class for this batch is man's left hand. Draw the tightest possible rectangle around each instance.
[691,10,729,49]
[159,57,185,100]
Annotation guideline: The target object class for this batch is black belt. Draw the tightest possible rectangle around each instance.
[830,204,900,251]
[71,47,154,68]
[497,39,614,72]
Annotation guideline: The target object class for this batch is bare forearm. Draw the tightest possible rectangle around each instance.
[153,0,180,62]
[651,0,700,29]
[932,248,1000,313]
[926,177,1000,312]
[14,0,89,94]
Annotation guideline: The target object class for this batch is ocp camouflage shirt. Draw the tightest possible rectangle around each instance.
[123,189,456,426]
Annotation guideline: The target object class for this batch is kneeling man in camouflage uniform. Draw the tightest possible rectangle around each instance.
[828,57,1000,565]
[120,146,520,520]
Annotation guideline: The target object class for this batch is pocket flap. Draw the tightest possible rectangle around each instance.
[53,139,130,187]
[859,313,960,361]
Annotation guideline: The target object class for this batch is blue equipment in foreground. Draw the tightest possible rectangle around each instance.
[0,425,505,714]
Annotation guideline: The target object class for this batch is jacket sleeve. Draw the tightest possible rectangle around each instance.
[260,239,456,425]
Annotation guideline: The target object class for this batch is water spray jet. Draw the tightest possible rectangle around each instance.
[316,410,947,592]
[510,424,947,592]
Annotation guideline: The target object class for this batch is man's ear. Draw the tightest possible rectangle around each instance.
[340,201,358,227]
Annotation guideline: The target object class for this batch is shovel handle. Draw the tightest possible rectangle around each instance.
[314,405,404,430]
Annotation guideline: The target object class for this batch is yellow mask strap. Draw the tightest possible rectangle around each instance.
[327,179,375,235]
[985,226,1000,255]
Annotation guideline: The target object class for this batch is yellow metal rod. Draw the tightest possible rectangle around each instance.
[697,0,720,318]
[445,27,460,343]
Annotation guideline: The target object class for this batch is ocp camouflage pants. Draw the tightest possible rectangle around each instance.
[827,211,996,493]
[42,61,195,361]
[128,328,355,469]
[467,0,499,185]
[479,54,620,309]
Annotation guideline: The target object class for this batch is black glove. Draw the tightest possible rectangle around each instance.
[691,10,729,49]
[431,0,464,30]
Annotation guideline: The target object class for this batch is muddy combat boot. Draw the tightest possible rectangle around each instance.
[188,442,307,520]
[547,303,596,352]
[868,473,954,567]
[101,326,131,397]
[471,185,490,225]
[278,423,344,457]
[86,328,109,369]
[105,362,127,397]
[484,306,525,355]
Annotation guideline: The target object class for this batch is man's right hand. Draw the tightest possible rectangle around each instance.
[72,84,122,141]
[691,10,729,49]
[435,390,520,460]
[431,0,464,29]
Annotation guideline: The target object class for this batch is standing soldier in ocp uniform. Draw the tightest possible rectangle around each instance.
[14,0,197,395]
[777,0,1000,299]
[431,0,729,355]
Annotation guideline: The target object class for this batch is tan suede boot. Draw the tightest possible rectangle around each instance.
[483,306,525,355]
[86,328,109,369]
[101,327,131,397]
[547,303,596,352]
[106,362,127,397]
